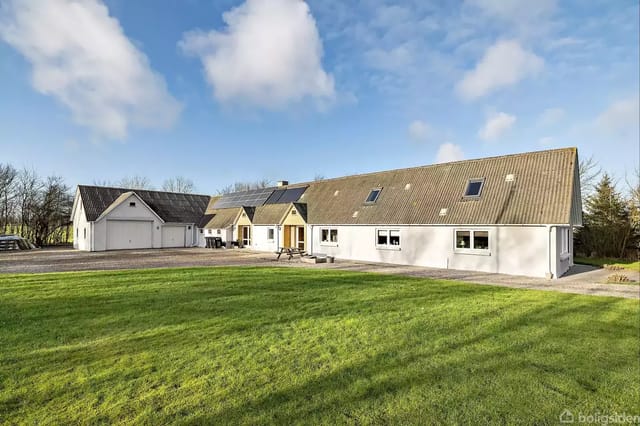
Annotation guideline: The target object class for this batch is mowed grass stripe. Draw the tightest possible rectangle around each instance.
[0,267,638,425]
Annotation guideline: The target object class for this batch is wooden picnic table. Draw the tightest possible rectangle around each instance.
[275,247,307,260]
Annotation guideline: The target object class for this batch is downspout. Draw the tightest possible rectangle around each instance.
[90,221,94,252]
[547,225,556,279]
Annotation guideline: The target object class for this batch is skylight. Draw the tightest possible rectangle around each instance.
[464,179,484,197]
[365,188,382,203]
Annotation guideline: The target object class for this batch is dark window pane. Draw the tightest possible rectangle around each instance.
[377,230,388,245]
[321,229,329,242]
[456,231,470,248]
[330,229,338,242]
[465,180,483,197]
[366,189,381,203]
[474,231,489,249]
[389,230,400,246]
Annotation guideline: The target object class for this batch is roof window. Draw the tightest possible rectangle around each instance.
[365,188,382,203]
[464,179,484,198]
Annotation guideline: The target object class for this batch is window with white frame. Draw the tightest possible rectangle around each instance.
[267,228,275,241]
[455,230,490,252]
[376,229,400,249]
[320,228,338,245]
[560,228,570,255]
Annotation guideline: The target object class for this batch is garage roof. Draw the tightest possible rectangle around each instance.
[78,185,210,223]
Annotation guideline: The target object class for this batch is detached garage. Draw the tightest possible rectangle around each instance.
[71,185,210,252]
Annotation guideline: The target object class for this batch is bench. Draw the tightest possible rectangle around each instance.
[274,247,307,260]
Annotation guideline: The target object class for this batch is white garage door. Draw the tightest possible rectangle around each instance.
[106,220,153,250]
[162,225,186,248]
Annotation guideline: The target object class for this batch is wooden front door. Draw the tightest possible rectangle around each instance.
[283,225,291,248]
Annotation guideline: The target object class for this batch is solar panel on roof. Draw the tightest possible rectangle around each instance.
[265,189,286,204]
[212,187,276,209]
[278,187,307,203]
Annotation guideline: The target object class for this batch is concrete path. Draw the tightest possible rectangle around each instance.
[1,248,638,299]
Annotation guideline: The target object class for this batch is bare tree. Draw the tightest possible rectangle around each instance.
[0,164,18,233]
[33,176,73,246]
[314,174,325,181]
[15,168,43,240]
[119,175,154,190]
[162,176,195,193]
[92,179,116,187]
[579,155,601,199]
[217,179,272,195]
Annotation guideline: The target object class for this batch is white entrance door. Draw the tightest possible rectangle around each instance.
[162,226,186,248]
[106,220,153,250]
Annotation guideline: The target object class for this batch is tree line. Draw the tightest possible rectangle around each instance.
[0,165,73,246]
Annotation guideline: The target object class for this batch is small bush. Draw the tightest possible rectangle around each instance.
[604,264,624,271]
[607,274,631,283]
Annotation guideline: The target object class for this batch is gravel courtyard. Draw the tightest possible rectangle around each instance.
[1,248,637,299]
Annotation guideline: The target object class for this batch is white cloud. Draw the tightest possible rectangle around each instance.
[0,0,181,139]
[595,97,639,137]
[179,0,334,109]
[435,143,464,163]
[408,120,430,142]
[478,112,516,141]
[456,40,543,100]
[538,107,565,126]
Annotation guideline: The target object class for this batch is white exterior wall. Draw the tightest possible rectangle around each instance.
[72,199,91,251]
[251,225,279,252]
[197,229,206,247]
[309,225,552,278]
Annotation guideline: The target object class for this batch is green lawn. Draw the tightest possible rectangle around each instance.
[575,256,640,272]
[1,267,638,424]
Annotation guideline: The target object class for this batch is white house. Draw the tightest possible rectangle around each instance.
[71,186,209,251]
[198,147,582,278]
[73,148,582,278]
[297,147,582,279]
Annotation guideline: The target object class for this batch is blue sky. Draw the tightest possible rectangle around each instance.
[0,0,638,194]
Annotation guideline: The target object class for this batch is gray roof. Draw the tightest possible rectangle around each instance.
[293,147,581,225]
[78,185,210,223]
[77,148,581,228]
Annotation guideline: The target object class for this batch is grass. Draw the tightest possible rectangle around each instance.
[574,256,640,272]
[0,267,638,424]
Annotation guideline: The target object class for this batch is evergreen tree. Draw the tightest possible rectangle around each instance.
[577,174,634,258]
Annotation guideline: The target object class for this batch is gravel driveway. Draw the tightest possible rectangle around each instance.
[1,248,637,299]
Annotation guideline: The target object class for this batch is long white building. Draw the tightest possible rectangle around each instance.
[72,147,582,278]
